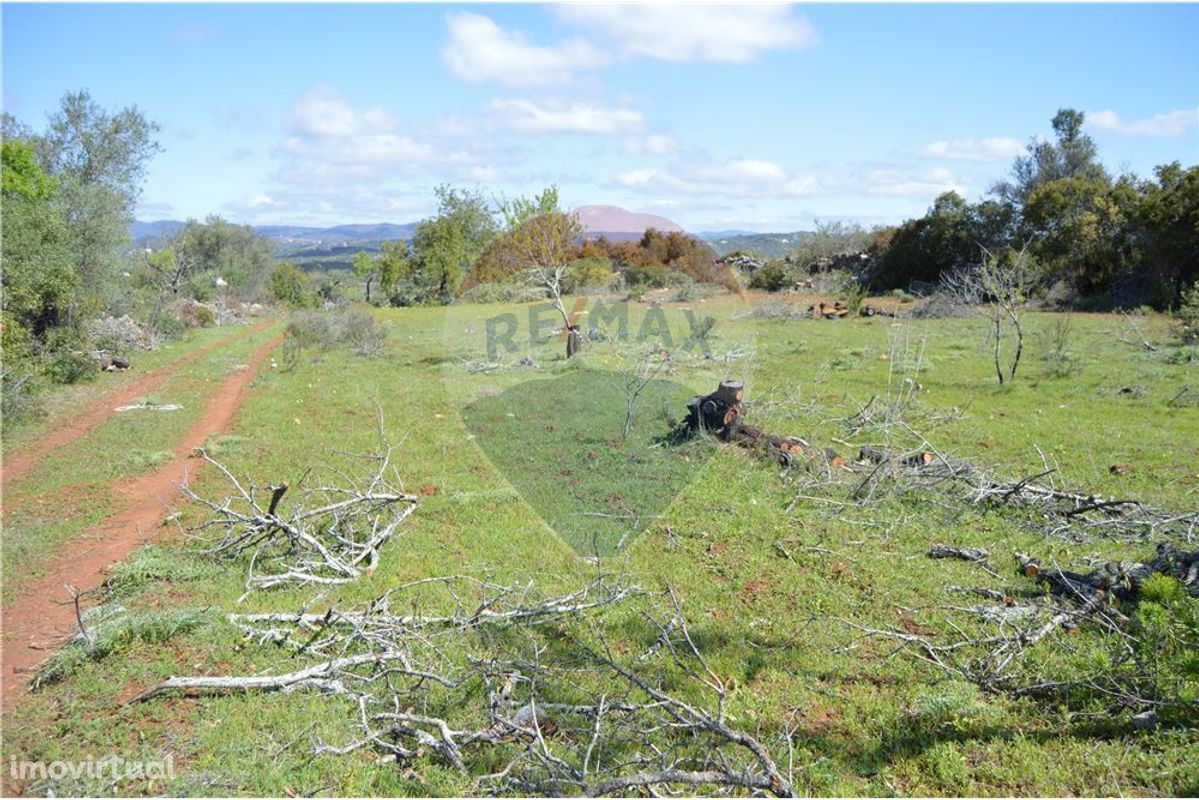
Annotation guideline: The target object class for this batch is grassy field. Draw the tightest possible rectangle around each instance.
[2,293,1196,796]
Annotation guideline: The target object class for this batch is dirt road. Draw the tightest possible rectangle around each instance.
[0,328,283,708]
[0,320,274,492]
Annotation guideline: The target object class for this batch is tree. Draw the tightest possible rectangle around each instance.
[34,90,161,312]
[1,140,77,338]
[269,263,317,308]
[943,248,1039,384]
[870,192,981,290]
[497,186,583,352]
[143,247,198,297]
[407,185,497,302]
[375,240,412,302]
[1023,174,1139,296]
[789,220,872,272]
[171,216,275,297]
[1138,163,1199,306]
[994,108,1106,213]
[351,251,379,303]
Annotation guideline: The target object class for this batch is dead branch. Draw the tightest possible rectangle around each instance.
[183,438,419,596]
[131,576,797,796]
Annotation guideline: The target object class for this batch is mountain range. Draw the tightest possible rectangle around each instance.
[131,206,807,263]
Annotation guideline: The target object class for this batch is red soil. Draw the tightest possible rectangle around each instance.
[0,319,273,492]
[0,329,283,710]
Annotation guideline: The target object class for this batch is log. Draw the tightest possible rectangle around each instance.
[680,381,805,466]
[928,544,989,563]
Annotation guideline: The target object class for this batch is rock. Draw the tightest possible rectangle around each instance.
[1132,709,1158,731]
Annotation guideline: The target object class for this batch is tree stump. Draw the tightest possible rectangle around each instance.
[681,381,807,465]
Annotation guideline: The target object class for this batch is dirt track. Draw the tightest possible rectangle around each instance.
[0,327,283,709]
[0,319,274,491]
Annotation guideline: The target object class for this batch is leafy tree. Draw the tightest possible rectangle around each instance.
[1023,174,1140,296]
[497,186,583,331]
[269,263,318,308]
[788,220,872,272]
[171,216,275,297]
[1,140,77,338]
[994,108,1107,212]
[351,251,379,303]
[1138,163,1199,305]
[34,90,161,312]
[376,240,412,302]
[407,185,497,302]
[870,192,981,290]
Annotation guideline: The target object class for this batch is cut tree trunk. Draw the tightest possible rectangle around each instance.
[681,381,806,465]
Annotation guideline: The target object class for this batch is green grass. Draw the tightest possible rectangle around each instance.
[463,369,701,555]
[1,321,284,602]
[2,296,1196,796]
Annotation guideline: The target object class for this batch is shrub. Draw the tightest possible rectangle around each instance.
[270,263,319,308]
[283,309,388,365]
[1177,281,1199,344]
[41,326,96,384]
[749,260,788,292]
[563,257,617,294]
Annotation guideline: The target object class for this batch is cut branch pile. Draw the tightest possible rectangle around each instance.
[841,543,1198,718]
[848,444,1199,543]
[132,580,801,796]
[184,442,418,596]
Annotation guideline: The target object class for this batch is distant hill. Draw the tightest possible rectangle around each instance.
[572,205,686,242]
[700,231,811,259]
[131,220,420,265]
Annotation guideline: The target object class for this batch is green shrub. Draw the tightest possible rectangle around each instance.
[749,260,788,291]
[41,326,96,384]
[1131,575,1199,726]
[1177,281,1199,344]
[563,257,617,293]
[195,304,216,327]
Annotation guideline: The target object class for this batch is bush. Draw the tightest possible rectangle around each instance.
[283,309,388,365]
[41,326,96,384]
[749,260,788,292]
[458,273,546,304]
[563,257,617,294]
[1177,282,1199,344]
[270,263,319,309]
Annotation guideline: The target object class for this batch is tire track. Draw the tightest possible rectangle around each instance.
[0,330,284,708]
[0,319,274,492]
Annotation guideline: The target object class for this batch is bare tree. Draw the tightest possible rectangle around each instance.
[500,186,584,356]
[943,247,1039,384]
[609,343,673,440]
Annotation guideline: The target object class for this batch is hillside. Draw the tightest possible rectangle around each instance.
[700,230,811,258]
[131,220,418,260]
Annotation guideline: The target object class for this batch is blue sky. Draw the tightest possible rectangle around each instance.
[3,3,1197,232]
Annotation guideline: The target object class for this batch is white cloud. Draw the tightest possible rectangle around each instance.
[615,157,835,198]
[615,156,962,202]
[556,5,817,63]
[442,12,609,87]
[624,134,679,155]
[1086,107,1199,138]
[278,88,461,183]
[489,98,643,135]
[924,137,1025,162]
[289,87,397,137]
[865,167,963,198]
